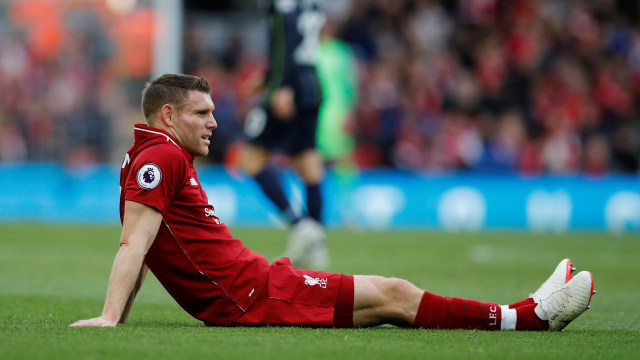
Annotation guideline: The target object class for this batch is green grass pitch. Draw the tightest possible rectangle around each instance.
[1,223,639,359]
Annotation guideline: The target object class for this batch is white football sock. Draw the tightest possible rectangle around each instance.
[500,305,517,330]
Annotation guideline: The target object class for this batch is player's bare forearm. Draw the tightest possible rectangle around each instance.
[103,244,148,322]
[119,264,148,324]
[69,201,162,327]
[69,242,147,327]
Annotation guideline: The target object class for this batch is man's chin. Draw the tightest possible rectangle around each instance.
[190,149,209,157]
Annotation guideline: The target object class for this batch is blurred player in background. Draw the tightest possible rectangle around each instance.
[316,15,359,228]
[240,0,328,269]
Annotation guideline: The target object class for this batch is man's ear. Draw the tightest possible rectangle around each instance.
[160,104,175,127]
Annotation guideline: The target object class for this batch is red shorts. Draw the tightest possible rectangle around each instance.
[232,258,354,328]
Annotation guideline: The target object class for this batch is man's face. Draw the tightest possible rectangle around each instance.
[172,90,217,157]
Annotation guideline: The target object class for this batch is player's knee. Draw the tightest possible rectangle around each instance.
[240,146,267,175]
[380,278,418,303]
[293,151,324,183]
[378,278,420,325]
[299,169,324,184]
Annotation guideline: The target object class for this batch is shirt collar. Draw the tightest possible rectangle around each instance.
[133,123,195,163]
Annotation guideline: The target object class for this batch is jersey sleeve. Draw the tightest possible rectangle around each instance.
[124,145,185,215]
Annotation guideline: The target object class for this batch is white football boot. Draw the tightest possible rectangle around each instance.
[535,271,595,331]
[284,218,329,270]
[530,258,575,303]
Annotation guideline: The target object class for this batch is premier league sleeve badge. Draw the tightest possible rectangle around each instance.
[136,163,162,190]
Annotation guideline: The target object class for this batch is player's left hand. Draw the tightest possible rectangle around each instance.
[69,317,117,327]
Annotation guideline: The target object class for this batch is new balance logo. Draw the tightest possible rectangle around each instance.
[303,274,327,288]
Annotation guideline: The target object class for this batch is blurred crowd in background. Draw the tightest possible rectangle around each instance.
[0,0,154,165]
[2,0,640,176]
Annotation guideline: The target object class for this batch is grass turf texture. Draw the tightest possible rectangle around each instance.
[1,223,639,360]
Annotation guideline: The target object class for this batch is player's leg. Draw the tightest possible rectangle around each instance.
[352,275,422,327]
[240,143,300,224]
[285,109,329,269]
[352,267,594,331]
[352,274,540,330]
[291,149,325,223]
[352,275,512,330]
[240,142,269,176]
[290,108,325,224]
[243,105,302,224]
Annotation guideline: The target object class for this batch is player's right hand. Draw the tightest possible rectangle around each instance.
[272,87,296,120]
[69,316,117,327]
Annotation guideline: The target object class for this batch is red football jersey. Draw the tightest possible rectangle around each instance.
[120,124,270,326]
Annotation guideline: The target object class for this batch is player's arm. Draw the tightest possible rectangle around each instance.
[118,263,148,324]
[69,201,162,327]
